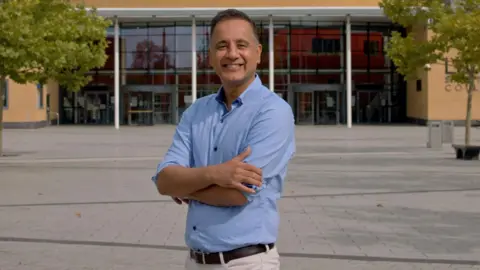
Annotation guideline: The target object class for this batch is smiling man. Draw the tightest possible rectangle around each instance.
[153,9,296,270]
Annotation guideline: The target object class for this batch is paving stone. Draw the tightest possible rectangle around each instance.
[0,126,480,269]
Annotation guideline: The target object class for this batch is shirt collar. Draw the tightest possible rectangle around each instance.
[215,74,263,105]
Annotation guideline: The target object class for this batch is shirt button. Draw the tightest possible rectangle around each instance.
[220,119,224,123]
[213,147,218,152]
[193,226,197,231]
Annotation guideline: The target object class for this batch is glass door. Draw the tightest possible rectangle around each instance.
[84,91,110,124]
[295,92,314,124]
[314,90,339,125]
[154,93,171,124]
[128,91,153,125]
[356,90,385,123]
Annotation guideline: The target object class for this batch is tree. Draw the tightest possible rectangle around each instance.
[0,0,111,156]
[379,0,480,146]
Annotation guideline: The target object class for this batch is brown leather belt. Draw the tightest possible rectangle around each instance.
[189,243,275,264]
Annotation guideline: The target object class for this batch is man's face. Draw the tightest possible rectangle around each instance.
[209,18,262,87]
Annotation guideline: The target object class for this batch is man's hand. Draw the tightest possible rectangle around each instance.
[171,197,189,205]
[210,146,262,194]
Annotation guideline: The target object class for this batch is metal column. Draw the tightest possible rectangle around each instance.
[114,17,120,130]
[268,16,274,92]
[191,16,197,103]
[346,15,352,128]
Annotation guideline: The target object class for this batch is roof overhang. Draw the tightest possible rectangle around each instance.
[89,6,388,21]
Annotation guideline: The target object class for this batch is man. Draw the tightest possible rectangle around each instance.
[153,9,295,270]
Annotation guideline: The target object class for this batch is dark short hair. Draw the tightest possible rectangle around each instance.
[210,9,259,41]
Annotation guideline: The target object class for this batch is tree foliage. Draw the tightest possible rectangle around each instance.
[0,0,111,155]
[0,0,111,90]
[379,0,480,146]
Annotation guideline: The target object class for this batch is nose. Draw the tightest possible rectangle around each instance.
[226,45,240,59]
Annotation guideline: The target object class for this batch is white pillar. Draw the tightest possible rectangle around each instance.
[114,17,120,130]
[191,16,197,103]
[346,14,352,128]
[268,16,274,92]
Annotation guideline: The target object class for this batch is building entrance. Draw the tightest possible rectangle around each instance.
[153,93,172,124]
[355,89,389,124]
[84,91,111,125]
[314,90,341,125]
[292,84,343,125]
[126,91,153,125]
[122,85,175,125]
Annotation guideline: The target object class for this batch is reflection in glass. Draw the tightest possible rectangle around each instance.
[149,35,175,52]
[120,24,148,36]
[154,93,172,124]
[289,23,342,70]
[290,73,341,84]
[73,21,406,126]
[149,24,176,35]
[123,50,174,70]
[351,23,394,70]
[175,52,193,70]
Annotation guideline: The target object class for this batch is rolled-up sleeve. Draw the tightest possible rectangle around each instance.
[152,107,193,184]
[241,101,296,201]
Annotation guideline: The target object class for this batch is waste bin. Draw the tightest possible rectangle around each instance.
[442,120,454,144]
[427,121,442,149]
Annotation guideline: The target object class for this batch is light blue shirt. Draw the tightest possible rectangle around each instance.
[154,75,296,253]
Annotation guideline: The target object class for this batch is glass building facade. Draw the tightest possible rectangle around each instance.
[59,20,406,126]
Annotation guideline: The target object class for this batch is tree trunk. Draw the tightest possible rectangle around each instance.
[465,73,475,146]
[0,76,5,156]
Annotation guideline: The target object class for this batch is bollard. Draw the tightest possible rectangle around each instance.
[441,120,454,144]
[427,121,442,149]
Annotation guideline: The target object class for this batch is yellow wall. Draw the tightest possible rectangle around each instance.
[405,25,429,120]
[427,48,480,121]
[3,79,47,127]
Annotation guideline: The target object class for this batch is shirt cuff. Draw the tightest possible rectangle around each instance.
[152,161,176,184]
[241,183,265,202]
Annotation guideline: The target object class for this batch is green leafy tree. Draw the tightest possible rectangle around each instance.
[379,0,480,146]
[0,0,111,156]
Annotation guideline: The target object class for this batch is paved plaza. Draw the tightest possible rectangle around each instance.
[0,125,480,270]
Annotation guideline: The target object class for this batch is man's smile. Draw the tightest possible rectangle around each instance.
[222,64,244,71]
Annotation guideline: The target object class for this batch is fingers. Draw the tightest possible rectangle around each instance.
[241,176,262,188]
[233,146,251,161]
[235,168,262,187]
[233,182,256,194]
[240,163,262,176]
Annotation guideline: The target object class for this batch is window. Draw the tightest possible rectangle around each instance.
[2,79,7,109]
[363,40,380,55]
[37,83,44,109]
[312,38,340,54]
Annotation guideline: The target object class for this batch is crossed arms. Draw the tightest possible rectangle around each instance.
[154,104,295,207]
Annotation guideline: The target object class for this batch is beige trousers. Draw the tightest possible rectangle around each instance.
[184,247,280,270]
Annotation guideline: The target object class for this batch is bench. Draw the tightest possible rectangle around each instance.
[452,144,480,160]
